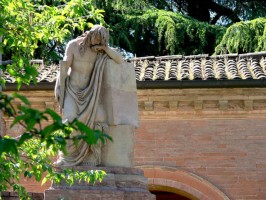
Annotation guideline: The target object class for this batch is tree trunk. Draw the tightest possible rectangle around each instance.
[174,0,241,24]
[186,0,211,22]
[208,0,240,23]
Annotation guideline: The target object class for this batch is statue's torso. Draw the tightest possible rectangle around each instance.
[68,38,98,89]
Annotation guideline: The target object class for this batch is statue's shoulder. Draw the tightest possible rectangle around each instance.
[66,38,82,50]
[69,37,82,44]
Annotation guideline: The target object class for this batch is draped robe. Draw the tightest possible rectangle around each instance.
[55,53,108,166]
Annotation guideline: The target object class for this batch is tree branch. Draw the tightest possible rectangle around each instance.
[211,13,222,25]
[208,0,241,23]
[172,0,241,24]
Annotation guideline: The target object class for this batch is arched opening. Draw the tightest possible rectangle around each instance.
[151,191,191,200]
[149,185,198,200]
[138,166,230,200]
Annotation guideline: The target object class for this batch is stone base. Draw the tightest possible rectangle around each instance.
[44,167,155,200]
[101,125,135,168]
[45,190,154,200]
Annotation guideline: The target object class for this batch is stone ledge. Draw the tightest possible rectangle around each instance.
[45,167,155,200]
[45,189,155,200]
[68,166,144,175]
[53,167,147,191]
[1,192,43,200]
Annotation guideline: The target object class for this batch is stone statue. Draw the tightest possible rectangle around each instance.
[47,26,155,200]
[55,25,138,167]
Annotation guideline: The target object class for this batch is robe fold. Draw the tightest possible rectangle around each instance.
[57,53,108,166]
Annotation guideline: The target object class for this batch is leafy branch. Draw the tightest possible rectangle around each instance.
[0,1,109,199]
[109,8,225,56]
[0,0,105,87]
[215,17,266,54]
[0,92,110,199]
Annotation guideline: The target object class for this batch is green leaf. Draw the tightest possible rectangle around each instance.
[75,121,97,144]
[25,118,37,131]
[18,59,24,68]
[12,93,31,105]
[0,138,18,156]
[8,68,16,76]
[41,124,58,138]
[54,136,66,145]
[24,171,32,178]
[102,132,113,142]
[0,65,6,71]
[45,109,61,122]
[41,177,48,185]
[16,77,22,90]
[18,133,33,146]
[11,115,25,127]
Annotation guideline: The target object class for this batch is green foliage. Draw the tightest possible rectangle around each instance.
[0,0,104,86]
[95,0,266,25]
[154,10,224,55]
[0,1,109,199]
[0,93,108,199]
[94,0,266,56]
[93,0,151,14]
[109,9,225,56]
[215,18,266,54]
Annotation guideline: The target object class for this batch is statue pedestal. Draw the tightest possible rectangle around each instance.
[46,58,150,199]
[44,167,155,200]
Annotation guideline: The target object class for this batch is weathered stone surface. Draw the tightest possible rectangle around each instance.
[1,192,44,200]
[45,190,124,200]
[101,125,135,168]
[53,167,147,191]
[45,189,155,200]
[54,25,138,167]
[45,167,155,200]
[102,60,139,127]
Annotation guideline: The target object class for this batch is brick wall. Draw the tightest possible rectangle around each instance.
[135,88,266,200]
[2,88,266,199]
[135,119,266,199]
[1,191,43,200]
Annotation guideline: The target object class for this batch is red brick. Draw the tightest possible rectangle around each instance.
[3,88,266,199]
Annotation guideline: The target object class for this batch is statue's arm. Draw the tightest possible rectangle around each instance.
[55,41,74,112]
[92,45,123,64]
[63,40,74,67]
[104,46,124,64]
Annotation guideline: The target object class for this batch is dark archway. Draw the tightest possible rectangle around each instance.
[151,190,192,200]
[149,185,198,200]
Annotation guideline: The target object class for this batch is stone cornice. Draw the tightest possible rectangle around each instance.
[3,88,266,120]
[137,88,266,119]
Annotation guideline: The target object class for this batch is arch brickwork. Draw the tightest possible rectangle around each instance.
[138,166,230,200]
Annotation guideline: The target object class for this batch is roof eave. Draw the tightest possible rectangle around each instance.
[3,79,266,91]
[137,79,266,89]
[3,82,55,91]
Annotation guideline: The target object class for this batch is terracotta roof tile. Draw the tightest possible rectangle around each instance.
[3,64,59,83]
[131,52,266,81]
[3,52,266,83]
